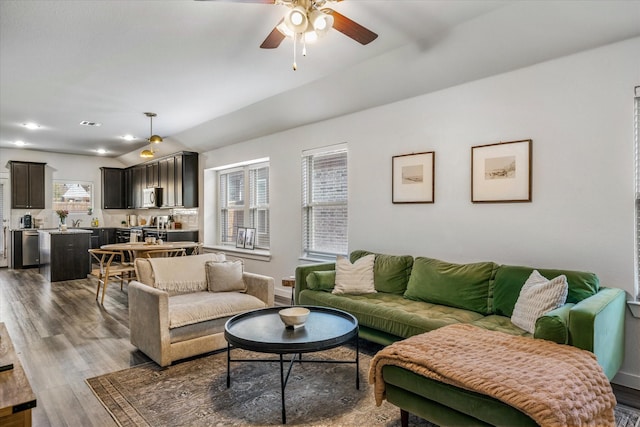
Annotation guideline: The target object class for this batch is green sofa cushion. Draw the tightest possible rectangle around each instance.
[350,250,414,294]
[493,265,600,317]
[305,271,336,291]
[299,289,483,339]
[404,257,498,315]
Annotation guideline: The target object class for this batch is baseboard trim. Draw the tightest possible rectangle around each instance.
[612,383,640,409]
[613,371,640,391]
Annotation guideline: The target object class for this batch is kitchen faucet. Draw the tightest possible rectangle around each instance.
[72,219,82,228]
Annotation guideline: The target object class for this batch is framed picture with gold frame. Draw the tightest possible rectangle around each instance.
[392,151,435,204]
[471,139,532,203]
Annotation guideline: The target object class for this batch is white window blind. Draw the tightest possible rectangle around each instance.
[218,162,270,249]
[302,145,348,258]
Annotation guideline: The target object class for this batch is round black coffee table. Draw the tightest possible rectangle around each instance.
[224,305,359,424]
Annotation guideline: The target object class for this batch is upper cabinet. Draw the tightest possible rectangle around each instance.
[8,161,46,209]
[101,167,125,209]
[101,151,198,209]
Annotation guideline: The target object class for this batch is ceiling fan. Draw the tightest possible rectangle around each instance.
[200,0,378,50]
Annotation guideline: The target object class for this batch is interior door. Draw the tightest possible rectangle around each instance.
[0,176,9,267]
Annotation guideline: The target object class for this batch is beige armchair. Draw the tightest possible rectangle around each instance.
[129,253,274,367]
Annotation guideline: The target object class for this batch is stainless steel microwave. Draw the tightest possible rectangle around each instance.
[142,187,162,208]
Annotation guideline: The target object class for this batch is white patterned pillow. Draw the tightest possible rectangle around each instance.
[332,254,376,295]
[511,270,568,334]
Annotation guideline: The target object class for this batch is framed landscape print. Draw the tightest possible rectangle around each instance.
[392,151,435,203]
[471,139,532,203]
[236,227,246,248]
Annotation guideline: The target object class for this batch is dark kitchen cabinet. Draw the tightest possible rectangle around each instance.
[86,228,116,248]
[8,161,46,209]
[101,167,125,209]
[166,230,198,242]
[39,230,91,282]
[146,162,159,188]
[159,157,175,207]
[124,168,133,208]
[176,152,198,208]
[132,165,146,208]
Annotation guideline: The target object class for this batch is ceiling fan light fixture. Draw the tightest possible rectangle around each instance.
[309,9,333,32]
[285,6,308,33]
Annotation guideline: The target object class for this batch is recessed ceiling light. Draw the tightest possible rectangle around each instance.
[80,121,102,127]
[22,122,40,130]
[96,148,107,154]
[121,135,136,141]
[14,140,26,146]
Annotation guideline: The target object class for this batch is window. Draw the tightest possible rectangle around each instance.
[302,144,348,258]
[52,181,93,213]
[218,161,270,249]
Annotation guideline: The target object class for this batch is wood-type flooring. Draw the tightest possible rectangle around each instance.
[0,267,638,426]
[0,267,146,426]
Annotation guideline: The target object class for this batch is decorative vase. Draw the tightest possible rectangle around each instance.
[59,217,67,231]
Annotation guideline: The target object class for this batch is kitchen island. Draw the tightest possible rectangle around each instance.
[39,229,91,282]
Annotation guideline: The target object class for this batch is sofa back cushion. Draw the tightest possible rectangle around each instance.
[135,253,226,295]
[493,265,600,317]
[350,250,414,294]
[404,257,498,315]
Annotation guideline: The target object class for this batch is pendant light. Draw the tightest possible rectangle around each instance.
[140,112,162,158]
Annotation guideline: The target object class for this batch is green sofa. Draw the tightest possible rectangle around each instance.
[295,250,626,426]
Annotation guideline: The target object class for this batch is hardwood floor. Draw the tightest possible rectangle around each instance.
[0,267,149,426]
[1,267,638,427]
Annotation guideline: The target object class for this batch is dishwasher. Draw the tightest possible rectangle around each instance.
[22,230,40,267]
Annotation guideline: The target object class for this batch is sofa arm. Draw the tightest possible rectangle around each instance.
[534,303,574,344]
[243,272,275,307]
[568,287,626,379]
[294,262,336,304]
[128,281,172,367]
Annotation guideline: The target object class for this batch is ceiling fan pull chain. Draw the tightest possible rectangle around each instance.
[302,34,307,57]
[293,32,298,71]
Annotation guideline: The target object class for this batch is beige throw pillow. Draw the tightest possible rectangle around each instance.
[332,254,376,295]
[511,270,568,334]
[206,260,246,293]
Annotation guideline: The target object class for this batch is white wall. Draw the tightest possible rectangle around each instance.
[201,37,640,388]
[0,148,127,228]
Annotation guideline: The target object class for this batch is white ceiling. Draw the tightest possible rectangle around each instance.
[1,0,639,159]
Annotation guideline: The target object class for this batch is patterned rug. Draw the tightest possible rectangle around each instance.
[87,341,640,427]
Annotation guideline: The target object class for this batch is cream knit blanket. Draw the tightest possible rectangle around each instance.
[368,324,616,427]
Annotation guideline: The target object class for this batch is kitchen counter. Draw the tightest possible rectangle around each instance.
[39,228,92,235]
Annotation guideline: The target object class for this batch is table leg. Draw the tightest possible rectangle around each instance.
[280,354,286,424]
[226,343,231,388]
[356,336,360,390]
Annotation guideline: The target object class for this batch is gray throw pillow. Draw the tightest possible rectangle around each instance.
[206,260,246,293]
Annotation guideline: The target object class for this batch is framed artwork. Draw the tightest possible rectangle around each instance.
[244,228,255,250]
[392,151,435,204]
[471,139,532,203]
[236,227,246,249]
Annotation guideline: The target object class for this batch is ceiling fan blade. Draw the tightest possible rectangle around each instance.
[324,8,378,45]
[260,19,286,49]
[196,0,276,3]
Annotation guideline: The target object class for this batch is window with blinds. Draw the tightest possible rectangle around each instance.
[218,162,270,249]
[302,145,348,258]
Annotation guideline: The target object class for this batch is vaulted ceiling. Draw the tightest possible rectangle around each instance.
[1,0,639,158]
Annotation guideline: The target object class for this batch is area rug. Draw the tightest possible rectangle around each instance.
[87,343,640,427]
